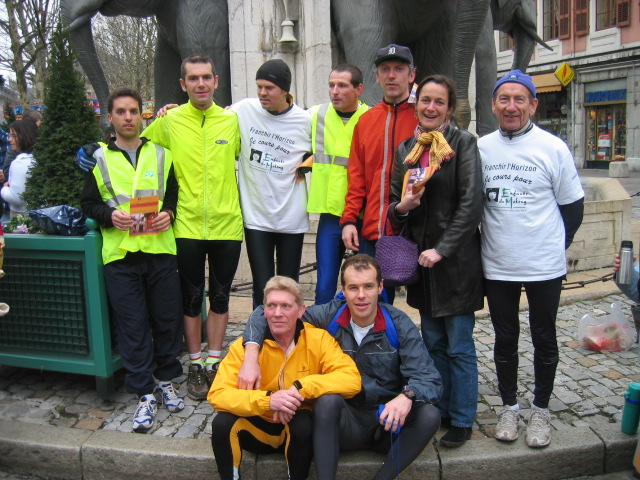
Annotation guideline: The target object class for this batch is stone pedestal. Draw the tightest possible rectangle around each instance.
[609,161,629,178]
[627,157,640,172]
[567,177,632,271]
[228,0,331,109]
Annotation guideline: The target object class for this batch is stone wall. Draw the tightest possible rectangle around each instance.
[567,177,632,271]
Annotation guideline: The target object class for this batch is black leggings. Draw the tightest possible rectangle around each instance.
[211,411,313,480]
[244,228,304,307]
[312,395,440,480]
[485,276,563,408]
[175,238,241,317]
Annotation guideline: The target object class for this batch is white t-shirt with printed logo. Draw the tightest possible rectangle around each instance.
[478,125,584,281]
[233,98,311,234]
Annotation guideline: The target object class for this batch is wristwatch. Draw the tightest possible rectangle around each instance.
[402,386,416,402]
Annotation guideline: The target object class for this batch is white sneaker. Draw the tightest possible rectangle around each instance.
[495,406,520,442]
[525,406,551,448]
[156,381,185,413]
[132,394,157,432]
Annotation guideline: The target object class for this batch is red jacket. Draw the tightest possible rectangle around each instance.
[340,99,418,240]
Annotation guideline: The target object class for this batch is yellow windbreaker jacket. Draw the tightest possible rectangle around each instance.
[208,322,361,421]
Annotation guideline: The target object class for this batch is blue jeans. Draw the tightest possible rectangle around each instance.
[359,238,395,305]
[315,214,345,304]
[420,311,477,427]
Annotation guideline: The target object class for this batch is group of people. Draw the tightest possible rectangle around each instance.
[76,41,586,479]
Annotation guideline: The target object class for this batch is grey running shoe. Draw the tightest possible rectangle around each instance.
[525,406,552,448]
[495,407,520,442]
[187,363,209,401]
[156,381,185,413]
[132,394,157,432]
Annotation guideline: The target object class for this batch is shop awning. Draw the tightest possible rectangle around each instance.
[532,73,563,93]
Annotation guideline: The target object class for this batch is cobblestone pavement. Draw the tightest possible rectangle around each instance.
[0,293,638,442]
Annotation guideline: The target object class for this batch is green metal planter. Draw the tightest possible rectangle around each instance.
[0,220,121,399]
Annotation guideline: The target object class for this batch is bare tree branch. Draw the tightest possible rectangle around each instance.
[1,0,59,105]
[91,14,156,102]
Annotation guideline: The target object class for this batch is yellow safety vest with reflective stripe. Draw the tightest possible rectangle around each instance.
[307,102,368,216]
[92,142,176,264]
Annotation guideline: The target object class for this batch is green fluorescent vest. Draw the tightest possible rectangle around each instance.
[307,102,368,216]
[141,102,243,241]
[92,142,176,264]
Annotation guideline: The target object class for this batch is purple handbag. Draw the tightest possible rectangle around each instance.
[375,207,420,287]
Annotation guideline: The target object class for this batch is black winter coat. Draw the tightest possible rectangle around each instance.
[389,125,484,317]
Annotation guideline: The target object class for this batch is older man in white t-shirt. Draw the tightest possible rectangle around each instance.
[478,69,584,449]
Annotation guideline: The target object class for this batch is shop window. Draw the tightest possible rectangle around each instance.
[543,0,560,40]
[575,0,589,35]
[499,31,515,51]
[596,0,617,30]
[585,105,626,165]
[535,91,568,142]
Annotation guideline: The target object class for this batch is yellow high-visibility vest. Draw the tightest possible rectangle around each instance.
[307,102,368,216]
[92,142,176,264]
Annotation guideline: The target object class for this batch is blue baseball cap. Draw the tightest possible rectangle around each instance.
[492,69,536,98]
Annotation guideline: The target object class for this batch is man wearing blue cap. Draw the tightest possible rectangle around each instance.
[478,69,584,448]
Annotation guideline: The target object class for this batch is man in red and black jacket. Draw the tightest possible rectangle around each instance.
[340,44,418,304]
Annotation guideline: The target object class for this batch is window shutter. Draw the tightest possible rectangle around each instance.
[616,0,630,26]
[559,0,571,39]
[575,0,589,35]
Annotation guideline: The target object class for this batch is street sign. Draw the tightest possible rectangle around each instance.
[555,62,575,86]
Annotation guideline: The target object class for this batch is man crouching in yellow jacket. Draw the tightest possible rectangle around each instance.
[208,276,361,480]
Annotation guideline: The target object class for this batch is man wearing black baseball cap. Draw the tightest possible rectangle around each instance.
[231,59,312,309]
[479,69,584,448]
[340,44,417,305]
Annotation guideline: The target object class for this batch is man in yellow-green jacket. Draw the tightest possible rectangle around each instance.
[141,55,243,401]
[81,87,184,433]
[307,64,368,304]
[80,56,242,400]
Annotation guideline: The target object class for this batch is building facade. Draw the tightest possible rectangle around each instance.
[496,0,640,169]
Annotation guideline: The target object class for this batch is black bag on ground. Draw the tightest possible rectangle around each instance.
[29,205,88,236]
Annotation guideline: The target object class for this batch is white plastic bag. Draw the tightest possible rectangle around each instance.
[578,303,636,352]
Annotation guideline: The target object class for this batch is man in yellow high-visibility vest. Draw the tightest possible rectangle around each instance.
[80,87,184,433]
[307,65,368,304]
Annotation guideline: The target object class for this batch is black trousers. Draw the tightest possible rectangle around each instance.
[244,228,304,307]
[211,411,313,480]
[312,394,440,480]
[175,238,241,317]
[104,255,184,395]
[485,276,563,408]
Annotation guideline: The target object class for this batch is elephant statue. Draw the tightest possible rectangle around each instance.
[331,0,491,130]
[61,0,231,127]
[475,0,553,135]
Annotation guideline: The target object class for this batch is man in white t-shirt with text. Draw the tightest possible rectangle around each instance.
[478,69,584,449]
[231,59,312,308]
